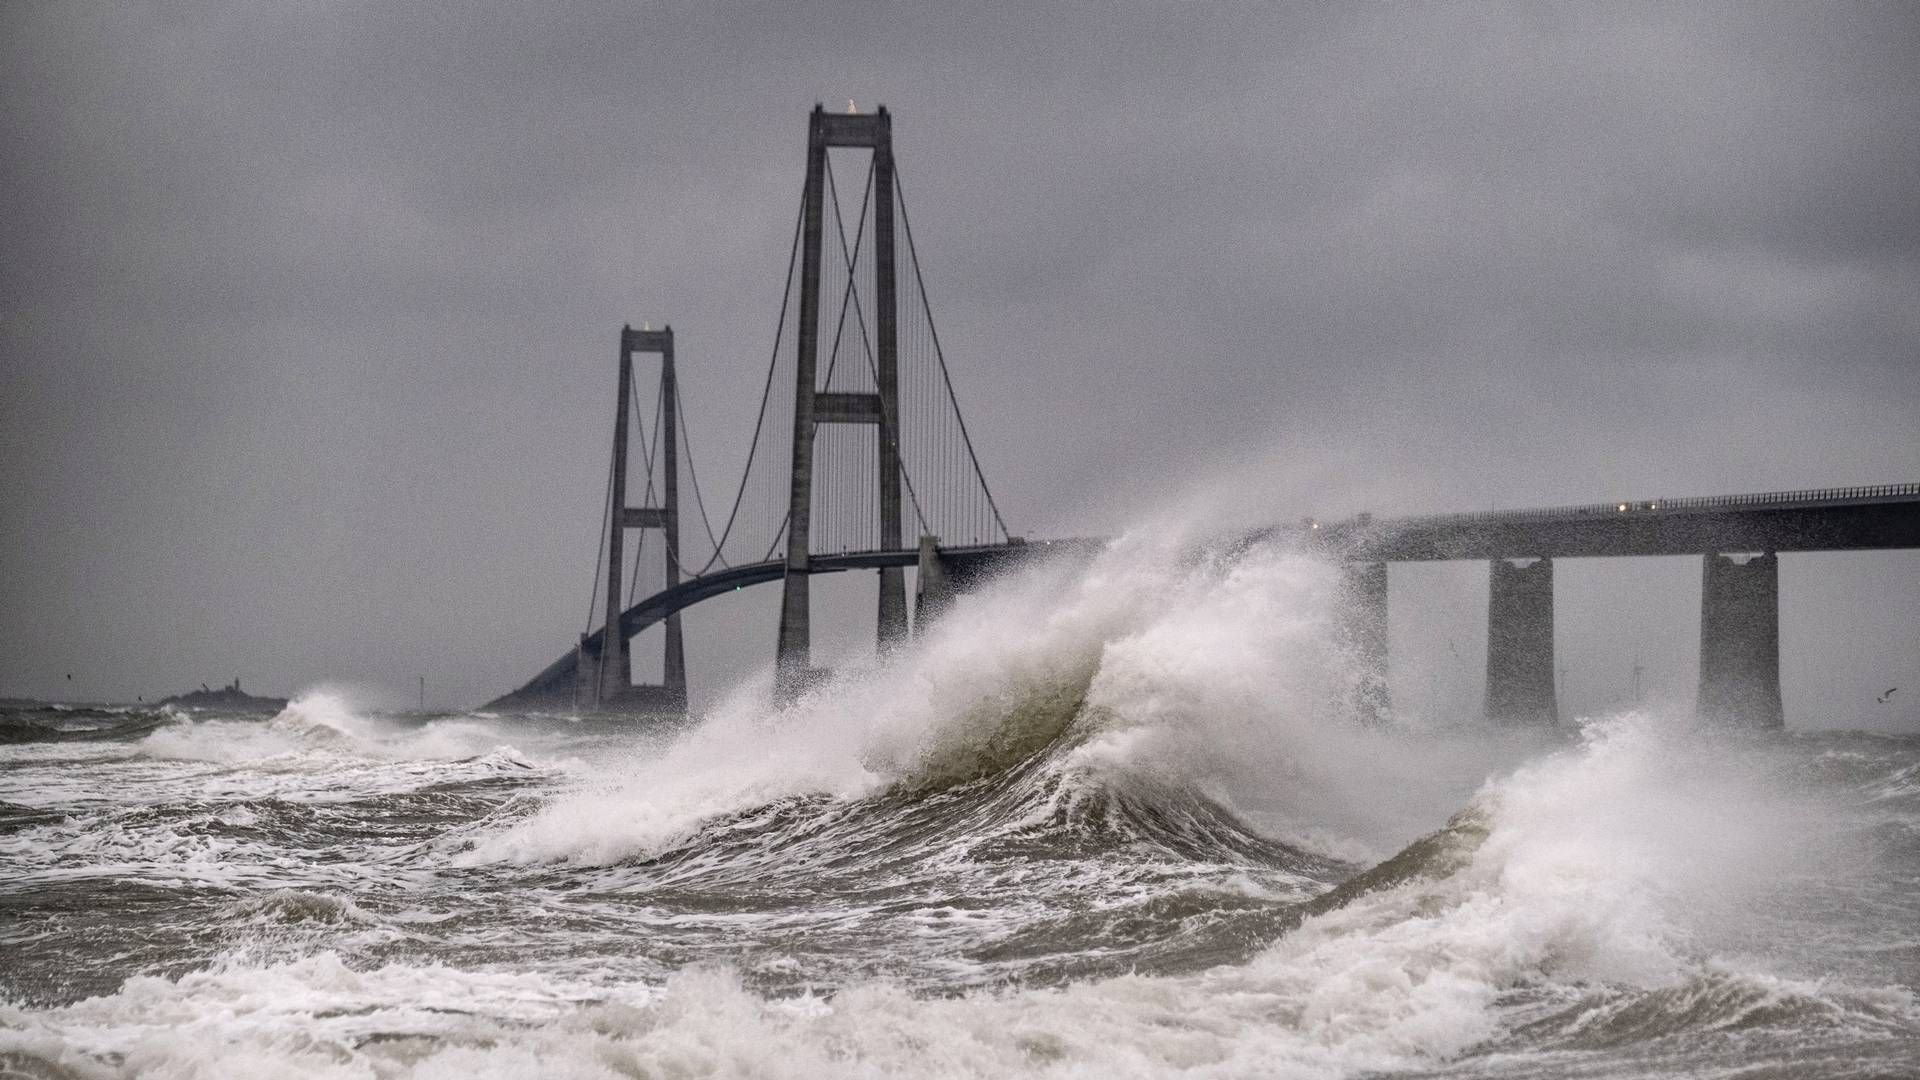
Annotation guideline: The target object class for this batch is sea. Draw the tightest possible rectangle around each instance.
[3,532,1917,1078]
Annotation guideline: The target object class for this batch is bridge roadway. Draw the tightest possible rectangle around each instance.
[488,541,1082,710]
[1310,483,1920,561]
[1306,483,1919,729]
[491,484,1917,715]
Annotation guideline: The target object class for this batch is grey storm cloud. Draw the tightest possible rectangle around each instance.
[2,2,1915,721]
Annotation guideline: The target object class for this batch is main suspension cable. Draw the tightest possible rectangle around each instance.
[674,376,725,563]
[581,429,616,636]
[694,179,808,575]
[627,371,664,607]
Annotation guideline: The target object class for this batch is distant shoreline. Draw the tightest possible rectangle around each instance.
[0,684,291,714]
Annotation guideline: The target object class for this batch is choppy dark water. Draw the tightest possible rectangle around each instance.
[3,542,1917,1077]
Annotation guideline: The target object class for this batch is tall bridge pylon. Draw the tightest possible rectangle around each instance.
[777,105,907,697]
[580,324,685,712]
[748,103,1009,700]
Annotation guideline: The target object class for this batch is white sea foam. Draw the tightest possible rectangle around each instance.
[467,528,1525,868]
[134,692,366,764]
[8,521,1915,1077]
[132,691,552,777]
[7,710,1911,1079]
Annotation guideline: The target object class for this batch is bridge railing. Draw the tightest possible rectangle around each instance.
[1371,483,1920,529]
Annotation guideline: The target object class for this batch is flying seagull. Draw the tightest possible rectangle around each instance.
[1878,687,1898,704]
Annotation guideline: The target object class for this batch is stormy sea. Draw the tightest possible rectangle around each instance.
[3,533,1917,1078]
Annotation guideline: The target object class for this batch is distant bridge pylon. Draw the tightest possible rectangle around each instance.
[578,325,686,713]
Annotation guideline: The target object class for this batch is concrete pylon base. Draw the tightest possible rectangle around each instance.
[1485,558,1557,727]
[1698,552,1783,729]
[1341,561,1390,725]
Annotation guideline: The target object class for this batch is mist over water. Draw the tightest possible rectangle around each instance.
[3,527,1916,1077]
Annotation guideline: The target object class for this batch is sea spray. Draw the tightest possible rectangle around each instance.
[465,527,1363,866]
[4,741,1915,1076]
[4,532,1918,1077]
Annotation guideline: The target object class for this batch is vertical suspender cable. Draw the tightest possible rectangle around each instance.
[894,168,1010,543]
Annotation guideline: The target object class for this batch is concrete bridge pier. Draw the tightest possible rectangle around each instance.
[574,633,598,709]
[1341,561,1390,724]
[1698,552,1783,729]
[915,535,955,632]
[1485,558,1558,727]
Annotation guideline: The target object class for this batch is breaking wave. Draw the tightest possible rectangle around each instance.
[468,531,1424,870]
[3,526,1916,1077]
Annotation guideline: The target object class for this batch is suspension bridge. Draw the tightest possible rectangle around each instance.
[487,104,1919,728]
[488,104,1070,714]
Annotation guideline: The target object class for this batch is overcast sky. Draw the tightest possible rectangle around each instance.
[3,2,1915,724]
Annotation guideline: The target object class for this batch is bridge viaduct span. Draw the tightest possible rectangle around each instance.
[1300,486,1920,728]
[487,105,1917,728]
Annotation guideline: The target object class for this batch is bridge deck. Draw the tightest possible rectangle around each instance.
[491,486,1916,709]
[486,540,1092,710]
[1319,484,1920,561]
